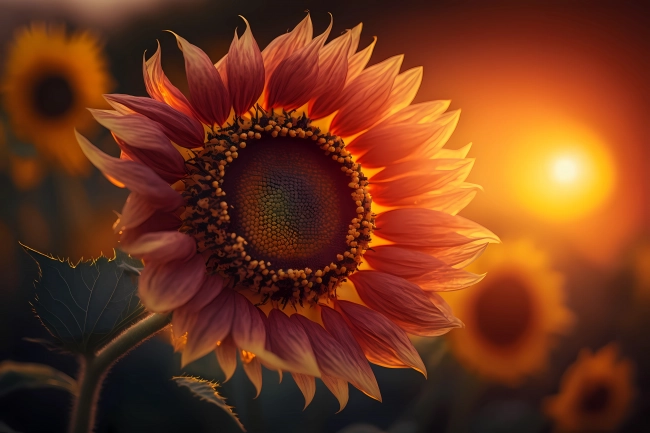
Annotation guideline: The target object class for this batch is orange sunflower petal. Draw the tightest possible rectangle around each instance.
[170,32,230,125]
[227,17,265,116]
[349,271,460,336]
[336,300,426,375]
[138,254,206,313]
[143,41,195,117]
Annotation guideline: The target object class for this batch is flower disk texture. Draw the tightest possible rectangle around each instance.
[76,14,498,409]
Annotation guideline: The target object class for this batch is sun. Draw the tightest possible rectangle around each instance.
[551,156,579,184]
[511,126,615,222]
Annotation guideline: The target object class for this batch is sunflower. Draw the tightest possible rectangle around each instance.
[632,241,650,302]
[443,240,574,386]
[544,343,636,432]
[75,15,497,410]
[1,23,112,176]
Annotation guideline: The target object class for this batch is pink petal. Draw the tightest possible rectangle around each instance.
[121,230,195,264]
[139,254,205,314]
[171,298,197,338]
[379,66,423,120]
[336,300,426,375]
[118,192,157,232]
[75,131,184,210]
[265,18,331,110]
[346,23,363,57]
[104,94,205,149]
[345,37,377,84]
[215,335,238,381]
[364,246,484,291]
[412,111,462,159]
[307,29,352,119]
[330,55,402,137]
[170,32,230,126]
[292,373,316,409]
[427,292,461,325]
[374,208,499,253]
[349,271,460,336]
[143,42,195,117]
[385,183,480,215]
[183,289,235,366]
[113,132,186,184]
[227,17,265,116]
[267,310,320,377]
[214,54,228,87]
[261,14,313,88]
[293,314,380,400]
[371,159,474,207]
[170,275,227,342]
[246,309,297,374]
[321,375,349,412]
[185,274,226,313]
[241,352,263,397]
[89,109,186,183]
[230,291,267,355]
[320,307,381,401]
[433,241,489,268]
[433,142,473,159]
[350,103,456,168]
[119,208,182,246]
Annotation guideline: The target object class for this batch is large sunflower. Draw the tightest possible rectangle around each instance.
[443,240,574,386]
[1,23,112,176]
[75,15,497,409]
[544,343,636,432]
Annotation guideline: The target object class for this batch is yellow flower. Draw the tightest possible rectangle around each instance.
[443,239,574,385]
[544,343,636,432]
[75,15,498,410]
[1,23,112,177]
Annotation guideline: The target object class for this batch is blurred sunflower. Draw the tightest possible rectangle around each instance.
[1,23,112,179]
[544,343,636,432]
[632,241,650,302]
[76,15,497,410]
[443,240,574,385]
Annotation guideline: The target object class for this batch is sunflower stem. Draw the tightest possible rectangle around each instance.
[68,313,171,433]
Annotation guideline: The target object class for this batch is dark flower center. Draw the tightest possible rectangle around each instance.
[222,137,356,271]
[579,383,611,414]
[473,274,534,347]
[181,110,374,306]
[32,74,75,118]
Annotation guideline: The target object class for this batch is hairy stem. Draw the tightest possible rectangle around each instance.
[68,313,171,433]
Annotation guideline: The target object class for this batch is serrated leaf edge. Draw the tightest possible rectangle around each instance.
[22,244,146,353]
[172,375,246,432]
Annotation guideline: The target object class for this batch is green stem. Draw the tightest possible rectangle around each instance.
[68,313,171,433]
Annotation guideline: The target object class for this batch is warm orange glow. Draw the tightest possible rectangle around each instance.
[511,126,615,221]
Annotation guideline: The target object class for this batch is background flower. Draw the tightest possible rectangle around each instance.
[1,23,113,178]
[443,239,574,386]
[544,343,636,432]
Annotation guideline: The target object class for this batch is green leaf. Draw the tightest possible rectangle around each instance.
[172,376,245,431]
[0,360,77,397]
[25,246,147,354]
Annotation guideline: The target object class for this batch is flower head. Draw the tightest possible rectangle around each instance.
[544,343,636,432]
[443,239,574,386]
[76,15,497,409]
[1,23,112,178]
